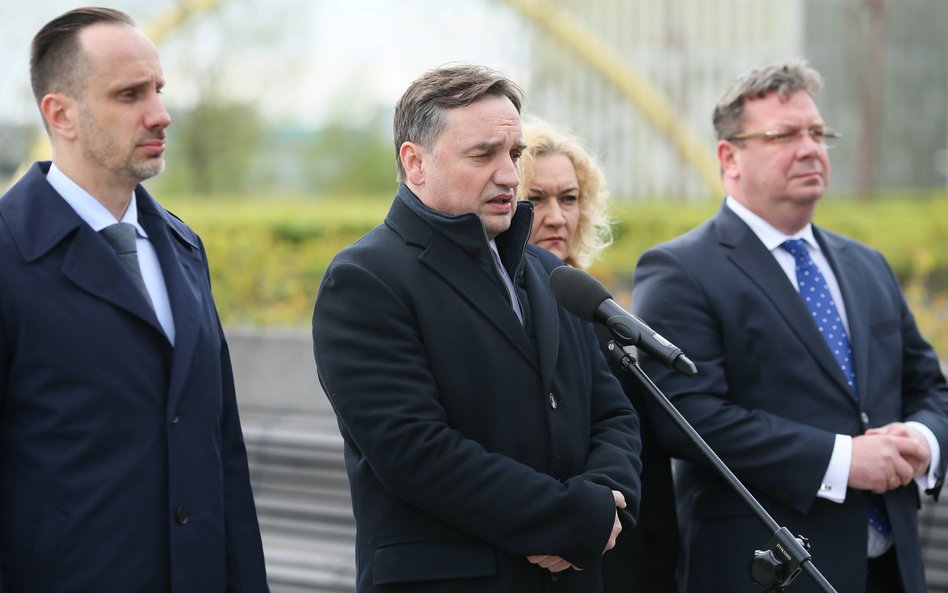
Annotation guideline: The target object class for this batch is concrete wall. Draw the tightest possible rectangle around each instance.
[227,325,948,414]
[226,325,330,413]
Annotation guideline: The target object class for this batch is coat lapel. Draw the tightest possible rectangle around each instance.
[715,207,856,400]
[420,232,540,371]
[137,190,204,413]
[2,163,164,334]
[816,230,871,401]
[60,224,164,333]
[386,188,540,370]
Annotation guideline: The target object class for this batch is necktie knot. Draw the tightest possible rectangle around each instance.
[779,238,809,260]
[100,223,153,308]
[100,222,138,256]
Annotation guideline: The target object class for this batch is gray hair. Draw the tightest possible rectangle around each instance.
[392,64,524,182]
[712,60,823,140]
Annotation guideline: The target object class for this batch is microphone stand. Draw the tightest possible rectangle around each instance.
[605,340,838,593]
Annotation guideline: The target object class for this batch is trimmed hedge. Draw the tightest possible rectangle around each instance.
[161,191,948,357]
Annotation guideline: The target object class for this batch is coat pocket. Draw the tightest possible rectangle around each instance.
[373,539,497,585]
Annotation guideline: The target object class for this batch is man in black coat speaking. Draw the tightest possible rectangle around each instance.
[312,64,641,593]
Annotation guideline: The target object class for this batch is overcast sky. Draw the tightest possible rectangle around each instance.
[0,0,529,128]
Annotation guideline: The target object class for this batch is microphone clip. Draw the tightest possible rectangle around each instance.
[604,315,697,377]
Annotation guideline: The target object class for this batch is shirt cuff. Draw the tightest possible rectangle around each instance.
[818,434,852,503]
[905,421,941,490]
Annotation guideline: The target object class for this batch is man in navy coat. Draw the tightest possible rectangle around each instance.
[633,60,948,593]
[312,65,642,593]
[0,8,268,592]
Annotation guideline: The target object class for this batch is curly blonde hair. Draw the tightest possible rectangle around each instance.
[517,116,612,269]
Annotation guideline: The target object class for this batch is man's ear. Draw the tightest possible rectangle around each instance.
[40,93,78,141]
[717,140,740,182]
[400,141,427,187]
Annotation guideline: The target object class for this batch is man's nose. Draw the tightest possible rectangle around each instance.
[496,155,520,188]
[146,93,171,129]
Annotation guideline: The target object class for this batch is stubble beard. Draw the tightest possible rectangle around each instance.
[78,106,165,185]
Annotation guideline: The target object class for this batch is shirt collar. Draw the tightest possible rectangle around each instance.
[725,195,818,252]
[46,163,148,238]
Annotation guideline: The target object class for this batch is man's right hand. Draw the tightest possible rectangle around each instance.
[603,490,626,553]
[849,432,929,493]
[527,554,577,573]
[527,489,628,571]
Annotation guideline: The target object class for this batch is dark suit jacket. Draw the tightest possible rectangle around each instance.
[312,185,641,593]
[0,162,269,593]
[632,203,948,593]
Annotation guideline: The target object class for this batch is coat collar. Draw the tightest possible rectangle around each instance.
[387,184,533,280]
[1,162,199,262]
[1,162,206,412]
[384,185,556,376]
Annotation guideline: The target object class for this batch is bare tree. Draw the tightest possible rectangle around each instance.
[845,0,888,200]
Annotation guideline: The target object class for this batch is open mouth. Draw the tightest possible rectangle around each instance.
[486,194,513,212]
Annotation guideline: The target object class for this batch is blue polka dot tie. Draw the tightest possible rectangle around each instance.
[780,239,856,396]
[780,239,890,538]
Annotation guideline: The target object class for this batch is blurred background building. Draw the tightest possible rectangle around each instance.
[518,0,948,199]
[3,0,946,200]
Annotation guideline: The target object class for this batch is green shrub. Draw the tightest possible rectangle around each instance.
[161,191,948,358]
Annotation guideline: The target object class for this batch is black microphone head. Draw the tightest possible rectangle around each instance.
[549,266,613,322]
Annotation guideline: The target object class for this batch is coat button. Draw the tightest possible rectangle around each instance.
[860,412,870,426]
[549,393,558,409]
[550,571,562,582]
[170,414,180,425]
[175,505,189,525]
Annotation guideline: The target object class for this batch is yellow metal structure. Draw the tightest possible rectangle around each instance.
[8,0,221,188]
[145,0,221,42]
[502,0,723,196]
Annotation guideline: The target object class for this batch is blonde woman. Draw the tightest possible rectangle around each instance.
[517,116,612,269]
[518,117,680,593]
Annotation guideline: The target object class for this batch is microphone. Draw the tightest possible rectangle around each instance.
[549,266,697,377]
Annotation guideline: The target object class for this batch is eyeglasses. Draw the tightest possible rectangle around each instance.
[724,127,841,148]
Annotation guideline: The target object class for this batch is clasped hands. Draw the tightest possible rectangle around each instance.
[526,489,625,573]
[850,422,932,494]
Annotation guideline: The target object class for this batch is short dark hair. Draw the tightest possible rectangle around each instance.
[712,59,823,140]
[30,7,135,105]
[392,64,524,182]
